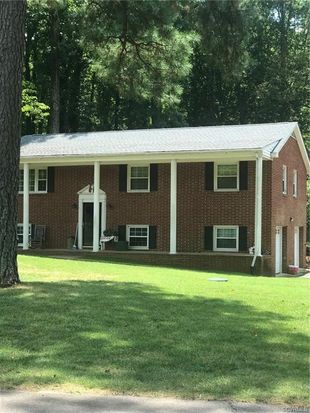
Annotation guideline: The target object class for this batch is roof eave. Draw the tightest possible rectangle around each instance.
[19,148,265,165]
[269,123,310,174]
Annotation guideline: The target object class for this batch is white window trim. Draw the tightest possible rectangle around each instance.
[19,168,48,194]
[282,165,287,195]
[213,225,239,252]
[126,225,149,250]
[17,223,31,247]
[214,162,239,192]
[293,169,298,198]
[127,164,150,193]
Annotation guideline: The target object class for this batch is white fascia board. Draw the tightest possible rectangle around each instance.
[268,123,310,174]
[269,122,298,155]
[19,149,264,166]
[293,124,310,174]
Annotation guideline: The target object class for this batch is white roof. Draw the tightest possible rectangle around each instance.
[20,122,309,171]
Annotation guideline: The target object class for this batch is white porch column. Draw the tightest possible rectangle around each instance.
[254,155,263,256]
[170,160,177,254]
[23,163,30,250]
[92,161,100,252]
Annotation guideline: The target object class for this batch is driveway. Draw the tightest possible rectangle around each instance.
[0,391,309,413]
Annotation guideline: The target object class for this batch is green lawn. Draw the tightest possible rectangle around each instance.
[0,255,309,405]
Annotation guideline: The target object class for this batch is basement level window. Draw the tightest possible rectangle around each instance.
[126,225,149,250]
[17,224,31,247]
[19,168,47,193]
[214,226,239,252]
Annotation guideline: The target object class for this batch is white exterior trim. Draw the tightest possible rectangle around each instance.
[170,160,177,254]
[77,185,106,250]
[19,167,47,194]
[270,124,310,174]
[214,162,239,192]
[293,169,298,198]
[213,225,239,252]
[294,226,299,267]
[126,225,149,250]
[127,164,150,193]
[275,226,283,274]
[282,165,287,195]
[23,163,30,250]
[254,155,263,256]
[93,161,100,252]
[19,150,267,166]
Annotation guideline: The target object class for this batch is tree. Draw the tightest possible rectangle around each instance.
[0,1,26,287]
[82,0,196,128]
[22,81,50,134]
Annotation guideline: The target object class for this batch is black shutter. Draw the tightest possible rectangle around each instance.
[204,226,213,250]
[118,225,126,241]
[119,165,127,192]
[205,162,214,190]
[47,167,55,192]
[150,164,158,191]
[149,226,157,249]
[239,161,248,190]
[239,226,248,252]
[31,224,35,240]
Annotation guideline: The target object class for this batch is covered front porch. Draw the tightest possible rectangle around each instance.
[20,153,264,258]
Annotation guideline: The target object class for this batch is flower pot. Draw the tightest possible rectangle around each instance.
[288,265,299,275]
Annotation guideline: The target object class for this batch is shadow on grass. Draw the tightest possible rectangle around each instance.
[0,280,308,404]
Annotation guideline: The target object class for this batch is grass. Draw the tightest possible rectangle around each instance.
[0,255,309,405]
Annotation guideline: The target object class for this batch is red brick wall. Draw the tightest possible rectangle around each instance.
[20,249,272,276]
[18,162,262,253]
[18,166,93,248]
[17,164,171,250]
[103,164,170,251]
[17,141,307,275]
[177,161,272,254]
[270,137,307,270]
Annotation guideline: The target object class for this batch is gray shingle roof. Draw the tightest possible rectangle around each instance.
[20,122,298,159]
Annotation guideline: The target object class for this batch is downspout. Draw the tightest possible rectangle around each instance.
[250,254,257,275]
[251,153,263,274]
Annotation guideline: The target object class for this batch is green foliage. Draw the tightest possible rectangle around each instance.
[23,0,310,134]
[22,81,50,133]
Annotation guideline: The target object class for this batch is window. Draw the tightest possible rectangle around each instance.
[127,165,150,192]
[17,224,31,247]
[127,225,149,249]
[19,168,47,193]
[293,170,298,198]
[215,163,239,191]
[214,226,239,252]
[282,165,287,195]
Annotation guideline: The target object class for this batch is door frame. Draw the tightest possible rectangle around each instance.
[77,185,106,250]
[294,226,299,267]
[275,226,283,274]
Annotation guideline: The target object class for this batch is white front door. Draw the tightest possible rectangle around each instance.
[294,226,299,267]
[77,185,107,250]
[275,226,282,274]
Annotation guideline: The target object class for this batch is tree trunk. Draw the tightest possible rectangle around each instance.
[0,1,26,287]
[49,3,60,133]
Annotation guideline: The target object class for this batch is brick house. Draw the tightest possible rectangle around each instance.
[18,122,309,275]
